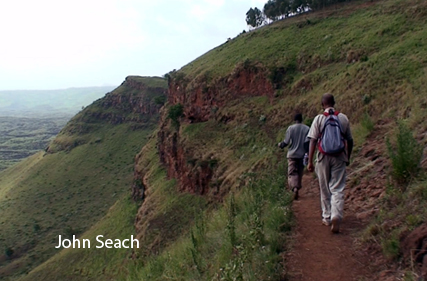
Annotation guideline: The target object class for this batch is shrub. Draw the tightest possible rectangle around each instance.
[5,247,14,258]
[382,236,400,260]
[33,223,41,233]
[362,95,371,105]
[168,104,184,128]
[386,121,423,185]
[154,95,167,106]
[361,112,374,133]
[304,117,314,127]
[268,66,286,89]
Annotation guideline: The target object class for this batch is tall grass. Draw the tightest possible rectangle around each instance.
[125,169,293,281]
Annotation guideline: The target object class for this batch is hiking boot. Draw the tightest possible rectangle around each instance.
[292,188,299,200]
[322,218,331,226]
[331,217,340,233]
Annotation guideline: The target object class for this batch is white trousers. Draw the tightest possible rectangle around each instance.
[315,155,346,221]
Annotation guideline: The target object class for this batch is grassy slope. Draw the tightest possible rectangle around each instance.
[128,0,427,279]
[124,137,293,281]
[181,0,427,126]
[17,0,427,279]
[0,123,153,279]
[0,78,166,280]
[23,131,293,281]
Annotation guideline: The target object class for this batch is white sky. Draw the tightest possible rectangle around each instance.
[0,0,265,90]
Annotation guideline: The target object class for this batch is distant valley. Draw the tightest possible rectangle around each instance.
[0,86,115,170]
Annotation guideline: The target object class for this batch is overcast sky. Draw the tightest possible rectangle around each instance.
[0,0,265,90]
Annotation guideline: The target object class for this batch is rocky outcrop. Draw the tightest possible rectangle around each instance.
[157,64,274,194]
[47,76,167,153]
[157,123,215,196]
[401,224,427,279]
[168,63,275,123]
[83,76,167,124]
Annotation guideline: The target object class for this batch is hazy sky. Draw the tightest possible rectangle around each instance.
[0,0,265,90]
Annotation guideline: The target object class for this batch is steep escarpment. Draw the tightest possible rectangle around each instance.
[0,76,167,280]
[155,63,281,196]
[83,76,167,124]
[167,62,275,123]
[47,76,167,153]
[131,0,427,279]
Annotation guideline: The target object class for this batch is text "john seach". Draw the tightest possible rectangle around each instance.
[55,235,140,249]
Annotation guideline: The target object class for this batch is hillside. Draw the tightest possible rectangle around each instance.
[0,76,167,280]
[6,0,427,280]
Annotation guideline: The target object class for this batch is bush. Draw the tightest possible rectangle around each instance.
[382,236,400,260]
[361,112,374,133]
[168,104,184,128]
[386,121,423,185]
[304,117,314,127]
[5,247,14,258]
[154,95,167,106]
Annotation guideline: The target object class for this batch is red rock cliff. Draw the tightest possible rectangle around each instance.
[84,76,167,124]
[157,63,275,194]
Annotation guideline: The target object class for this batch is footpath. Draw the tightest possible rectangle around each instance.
[285,174,375,281]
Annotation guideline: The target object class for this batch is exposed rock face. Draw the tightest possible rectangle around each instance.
[131,66,275,256]
[168,64,274,123]
[84,76,167,124]
[157,122,215,195]
[47,76,167,153]
[158,65,274,194]
[401,224,427,279]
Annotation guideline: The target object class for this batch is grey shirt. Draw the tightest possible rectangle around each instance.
[282,123,310,159]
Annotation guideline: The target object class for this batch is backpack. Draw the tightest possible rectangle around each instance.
[317,109,345,156]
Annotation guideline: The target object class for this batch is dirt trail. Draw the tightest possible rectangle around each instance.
[285,174,374,281]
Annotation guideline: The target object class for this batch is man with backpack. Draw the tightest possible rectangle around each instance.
[307,93,353,233]
[278,113,310,200]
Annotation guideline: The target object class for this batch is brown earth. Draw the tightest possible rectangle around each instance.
[285,174,377,281]
[284,121,396,280]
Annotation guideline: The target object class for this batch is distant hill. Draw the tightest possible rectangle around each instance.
[0,76,167,279]
[0,116,70,171]
[0,86,115,118]
[0,86,116,170]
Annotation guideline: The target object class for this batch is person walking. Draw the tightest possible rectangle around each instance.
[278,113,310,200]
[307,93,353,233]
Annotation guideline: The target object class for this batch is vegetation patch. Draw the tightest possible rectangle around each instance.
[127,170,293,281]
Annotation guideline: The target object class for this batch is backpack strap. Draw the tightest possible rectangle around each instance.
[323,109,339,117]
[319,110,342,139]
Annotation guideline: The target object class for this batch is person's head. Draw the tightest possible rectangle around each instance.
[321,93,335,109]
[294,113,303,123]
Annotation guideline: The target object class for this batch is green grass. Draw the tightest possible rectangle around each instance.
[175,0,427,126]
[4,0,427,280]
[362,179,427,261]
[126,76,168,89]
[164,0,427,278]
[386,121,423,185]
[0,76,167,279]
[19,196,139,281]
[0,123,153,278]
[123,154,292,281]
